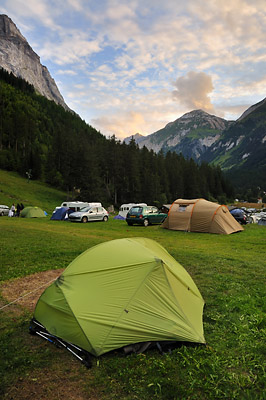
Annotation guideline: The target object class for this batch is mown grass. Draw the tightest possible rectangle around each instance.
[0,170,266,399]
[1,217,265,399]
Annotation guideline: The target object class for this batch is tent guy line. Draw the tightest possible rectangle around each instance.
[0,276,60,311]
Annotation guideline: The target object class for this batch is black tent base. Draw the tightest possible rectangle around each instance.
[123,339,204,356]
[29,318,92,368]
[29,318,206,368]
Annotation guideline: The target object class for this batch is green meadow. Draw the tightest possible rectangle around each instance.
[0,170,265,399]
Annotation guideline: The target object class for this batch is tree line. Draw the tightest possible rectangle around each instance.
[0,68,235,206]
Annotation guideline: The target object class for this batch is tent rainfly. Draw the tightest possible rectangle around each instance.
[50,207,69,220]
[30,238,205,366]
[258,217,266,226]
[162,198,243,234]
[21,206,46,218]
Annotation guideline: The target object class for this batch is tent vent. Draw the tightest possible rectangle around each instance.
[56,276,64,286]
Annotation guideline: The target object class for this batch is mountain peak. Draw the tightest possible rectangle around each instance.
[165,109,228,132]
[0,14,26,42]
[123,132,144,145]
[181,109,209,118]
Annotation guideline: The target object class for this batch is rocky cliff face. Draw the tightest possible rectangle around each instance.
[0,14,69,110]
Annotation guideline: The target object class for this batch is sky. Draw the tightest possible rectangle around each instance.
[1,0,266,139]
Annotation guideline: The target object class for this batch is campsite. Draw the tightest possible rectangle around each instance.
[0,171,266,400]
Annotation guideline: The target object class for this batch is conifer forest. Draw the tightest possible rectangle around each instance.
[0,69,234,205]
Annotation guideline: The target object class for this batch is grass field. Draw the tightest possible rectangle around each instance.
[0,171,266,399]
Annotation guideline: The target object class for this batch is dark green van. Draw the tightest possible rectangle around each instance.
[126,206,167,227]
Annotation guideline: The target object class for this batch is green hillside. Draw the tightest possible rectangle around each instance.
[204,99,266,190]
[0,169,66,213]
[0,68,236,204]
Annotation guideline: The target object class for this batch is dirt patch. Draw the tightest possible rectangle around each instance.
[1,269,64,313]
[1,270,101,400]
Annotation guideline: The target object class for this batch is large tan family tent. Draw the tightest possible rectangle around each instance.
[162,198,243,234]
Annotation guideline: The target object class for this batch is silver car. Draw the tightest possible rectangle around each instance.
[0,205,9,216]
[69,206,109,223]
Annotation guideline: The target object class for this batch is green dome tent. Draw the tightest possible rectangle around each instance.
[31,238,205,364]
[21,206,46,218]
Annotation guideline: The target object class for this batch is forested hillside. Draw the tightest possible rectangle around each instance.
[203,99,266,191]
[0,68,234,205]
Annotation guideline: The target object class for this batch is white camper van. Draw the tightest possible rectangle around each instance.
[117,203,147,219]
[60,201,102,212]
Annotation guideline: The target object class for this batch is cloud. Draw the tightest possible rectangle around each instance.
[1,0,58,30]
[1,0,266,138]
[92,112,146,139]
[172,71,215,113]
[215,103,251,121]
[65,0,84,12]
[39,32,101,65]
[88,89,182,138]
[105,1,136,20]
[57,69,77,75]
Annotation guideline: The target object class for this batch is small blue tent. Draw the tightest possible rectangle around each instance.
[50,207,69,221]
[113,214,125,220]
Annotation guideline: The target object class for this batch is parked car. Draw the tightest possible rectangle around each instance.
[0,205,9,216]
[126,205,167,226]
[69,206,109,223]
[248,213,262,223]
[229,208,251,225]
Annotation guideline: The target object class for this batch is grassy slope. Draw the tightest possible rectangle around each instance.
[0,169,67,213]
[0,170,265,399]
